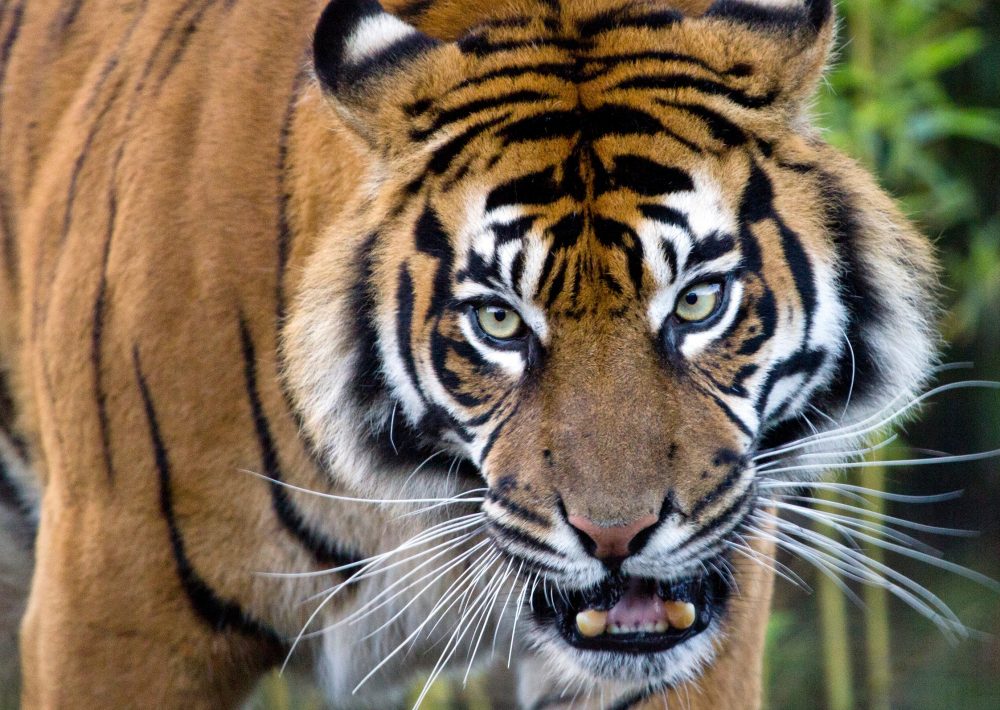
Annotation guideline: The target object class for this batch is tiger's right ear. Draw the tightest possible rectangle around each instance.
[313,0,446,137]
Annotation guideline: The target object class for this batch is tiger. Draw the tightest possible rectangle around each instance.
[0,0,943,707]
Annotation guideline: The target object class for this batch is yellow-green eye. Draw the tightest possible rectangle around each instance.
[674,282,723,323]
[475,304,525,340]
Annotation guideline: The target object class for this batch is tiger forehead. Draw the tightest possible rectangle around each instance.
[404,3,777,131]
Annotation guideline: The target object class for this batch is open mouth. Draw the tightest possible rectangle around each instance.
[530,563,731,654]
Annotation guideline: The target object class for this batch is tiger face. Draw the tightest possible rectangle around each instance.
[284,0,937,689]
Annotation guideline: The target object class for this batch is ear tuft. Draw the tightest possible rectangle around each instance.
[313,0,440,95]
[705,0,832,34]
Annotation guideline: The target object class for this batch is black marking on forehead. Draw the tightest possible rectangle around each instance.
[411,89,555,140]
[485,167,561,211]
[658,101,748,147]
[426,115,509,176]
[687,231,737,270]
[615,74,777,110]
[607,155,694,197]
[576,8,682,36]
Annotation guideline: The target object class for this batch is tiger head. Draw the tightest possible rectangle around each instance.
[283,0,937,689]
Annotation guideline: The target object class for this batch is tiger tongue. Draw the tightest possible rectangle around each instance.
[606,578,668,631]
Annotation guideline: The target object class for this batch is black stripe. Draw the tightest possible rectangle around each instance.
[0,0,26,286]
[411,89,553,140]
[239,318,363,569]
[576,8,681,36]
[453,62,576,93]
[424,114,507,176]
[486,489,550,527]
[616,74,777,109]
[658,100,747,146]
[485,167,560,211]
[91,148,123,484]
[275,66,307,323]
[607,155,693,196]
[487,519,561,557]
[154,0,221,92]
[457,35,585,57]
[133,346,283,644]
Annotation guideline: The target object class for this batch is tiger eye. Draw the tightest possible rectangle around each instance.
[476,305,525,340]
[674,282,722,323]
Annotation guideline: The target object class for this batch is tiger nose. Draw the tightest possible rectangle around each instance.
[567,514,659,562]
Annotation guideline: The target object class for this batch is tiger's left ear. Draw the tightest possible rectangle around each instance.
[702,0,835,107]
[313,0,455,140]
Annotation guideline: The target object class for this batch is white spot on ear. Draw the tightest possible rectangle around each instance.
[344,14,417,65]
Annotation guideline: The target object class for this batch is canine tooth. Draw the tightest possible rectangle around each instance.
[654,621,668,633]
[575,609,608,638]
[664,601,696,630]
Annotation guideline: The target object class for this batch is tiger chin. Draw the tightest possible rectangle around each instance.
[0,0,939,708]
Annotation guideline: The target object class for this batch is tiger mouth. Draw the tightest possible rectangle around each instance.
[530,565,730,654]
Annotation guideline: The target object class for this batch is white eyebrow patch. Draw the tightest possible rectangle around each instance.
[642,173,741,333]
[344,14,417,65]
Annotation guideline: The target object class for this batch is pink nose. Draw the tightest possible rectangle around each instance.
[567,514,659,561]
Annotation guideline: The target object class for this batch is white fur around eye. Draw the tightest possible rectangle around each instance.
[679,280,745,359]
[458,315,525,378]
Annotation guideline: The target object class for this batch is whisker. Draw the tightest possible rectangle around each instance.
[754,433,898,471]
[759,479,965,505]
[508,570,534,668]
[759,446,1000,478]
[754,512,973,638]
[240,468,486,506]
[772,495,977,539]
[351,548,500,693]
[754,379,1000,462]
[463,558,514,684]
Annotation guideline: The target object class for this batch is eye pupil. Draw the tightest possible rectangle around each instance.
[685,293,699,305]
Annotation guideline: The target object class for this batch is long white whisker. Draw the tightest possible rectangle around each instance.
[464,559,514,684]
[754,433,899,471]
[508,570,534,668]
[241,468,486,505]
[759,447,1000,478]
[338,534,488,632]
[492,560,523,655]
[293,517,487,603]
[772,496,977,538]
[756,512,971,637]
[408,555,507,707]
[759,479,964,505]
[754,379,1000,462]
[354,538,491,639]
[351,548,498,693]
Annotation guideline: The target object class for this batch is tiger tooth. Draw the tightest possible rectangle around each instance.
[575,609,608,638]
[654,621,668,633]
[664,600,696,630]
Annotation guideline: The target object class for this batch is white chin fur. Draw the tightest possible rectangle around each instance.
[523,615,720,688]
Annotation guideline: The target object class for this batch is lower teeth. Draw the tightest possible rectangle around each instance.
[574,600,696,637]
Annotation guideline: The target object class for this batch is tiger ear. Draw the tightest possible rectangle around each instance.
[702,0,835,106]
[313,0,444,137]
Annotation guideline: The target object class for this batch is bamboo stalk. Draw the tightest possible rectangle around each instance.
[815,484,856,710]
[857,446,893,710]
